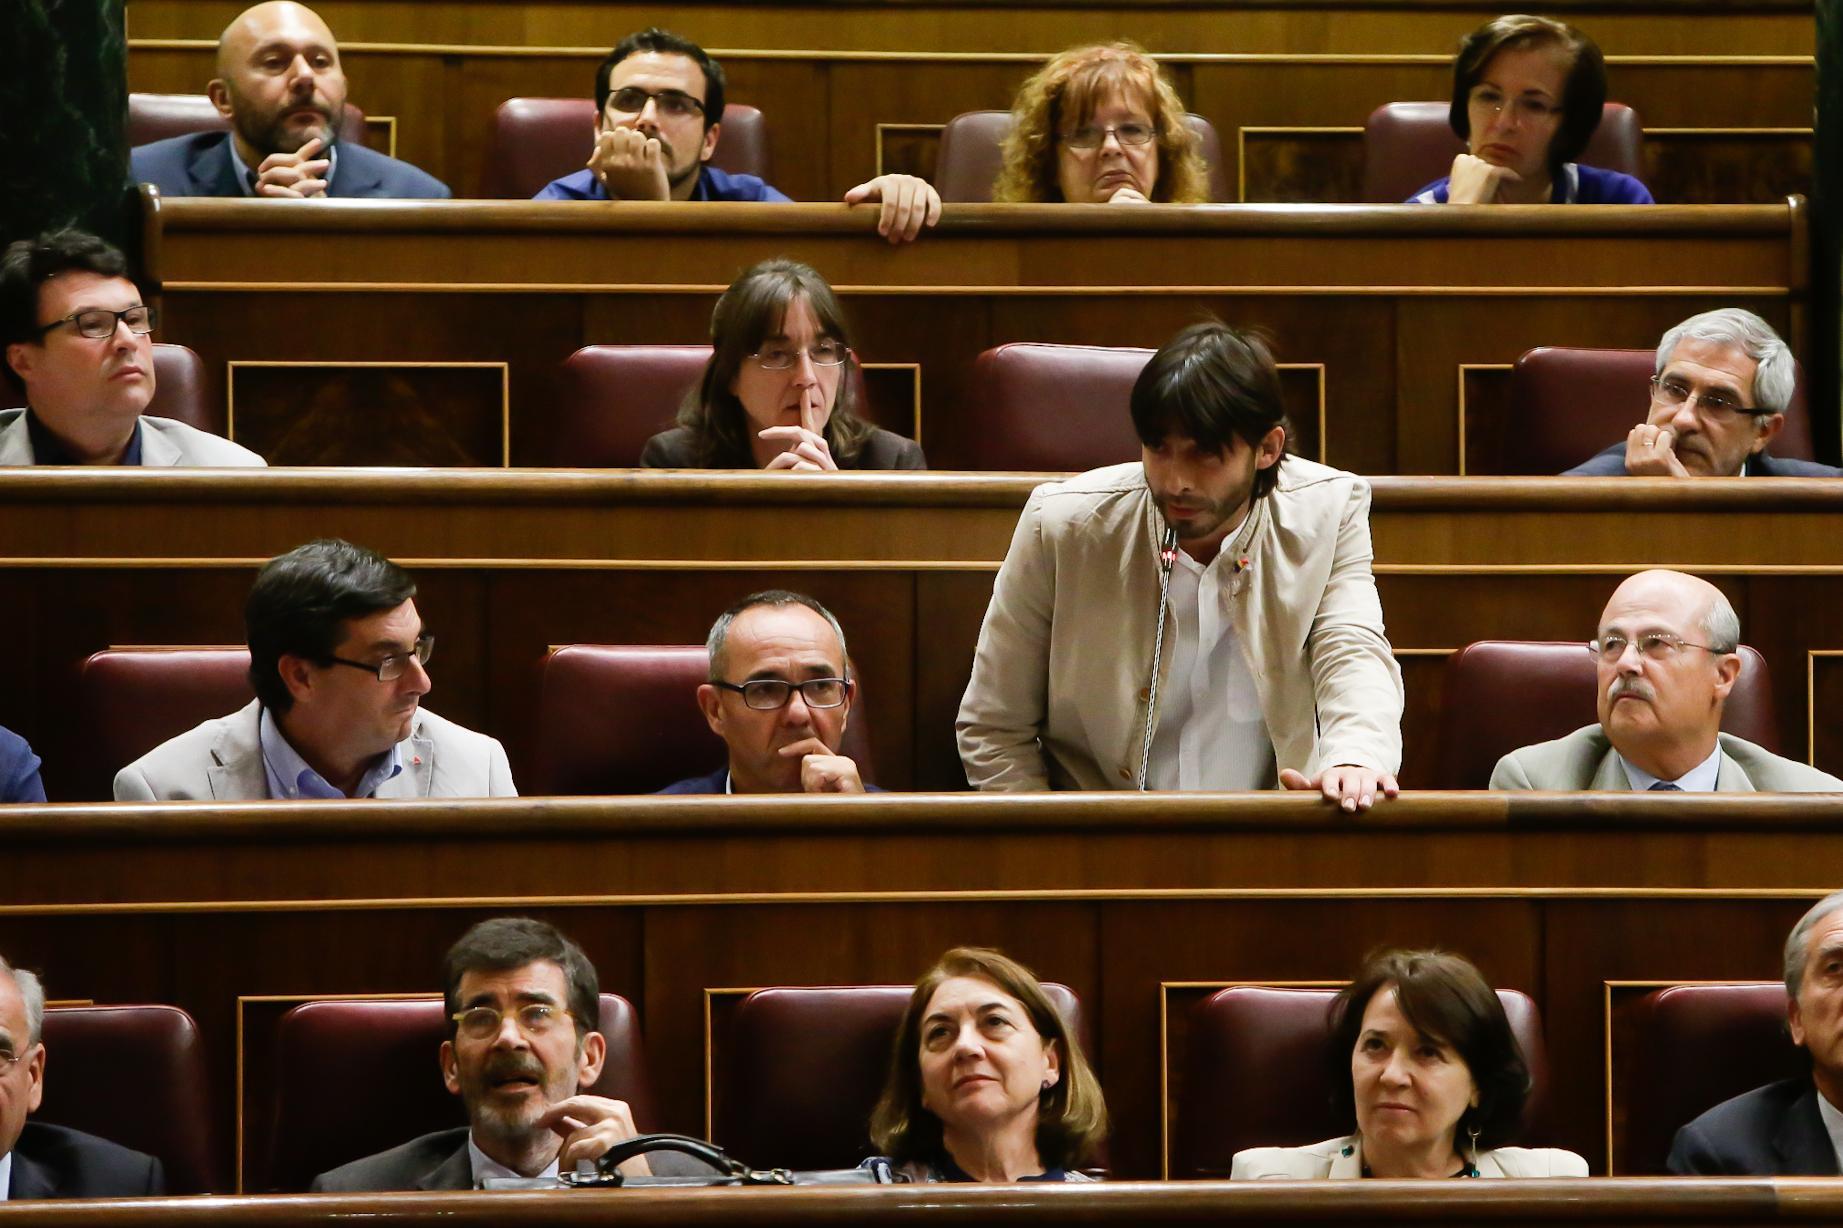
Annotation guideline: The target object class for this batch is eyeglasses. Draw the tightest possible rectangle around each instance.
[450,1003,576,1040]
[1467,87,1561,123]
[34,305,156,340]
[1649,376,1752,419]
[0,1042,36,1070]
[713,677,850,710]
[1587,632,1728,663]
[1060,122,1156,150]
[605,86,706,120]
[750,340,850,371]
[326,633,434,682]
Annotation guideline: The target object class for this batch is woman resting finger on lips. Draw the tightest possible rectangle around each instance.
[993,41,1210,206]
[638,258,928,471]
[863,947,1109,1183]
[1410,15,1653,206]
[1231,949,1589,1179]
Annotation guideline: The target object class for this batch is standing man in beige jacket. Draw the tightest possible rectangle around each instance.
[956,321,1403,810]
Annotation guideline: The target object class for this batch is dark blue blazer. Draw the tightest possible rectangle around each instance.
[1668,1076,1839,1176]
[130,132,450,199]
[8,1122,166,1199]
[655,766,886,794]
[1565,442,1842,477]
[0,725,45,803]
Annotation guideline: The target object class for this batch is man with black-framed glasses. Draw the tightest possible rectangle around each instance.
[0,952,164,1198]
[0,230,263,467]
[1564,309,1840,477]
[115,538,515,800]
[661,589,881,793]
[1491,569,1842,791]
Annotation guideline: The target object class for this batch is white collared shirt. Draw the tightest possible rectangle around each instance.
[466,1133,559,1188]
[0,1149,12,1200]
[1819,1088,1843,1172]
[1620,742,1723,792]
[1145,547,1275,791]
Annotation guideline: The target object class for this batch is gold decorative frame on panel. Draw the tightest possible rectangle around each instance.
[1278,363,1329,465]
[1158,979,1344,1178]
[226,360,512,468]
[1806,650,1843,768]
[860,361,924,445]
[703,986,767,1140]
[1235,126,1360,204]
[1454,362,1516,477]
[364,116,400,160]
[233,991,437,1191]
[874,123,945,181]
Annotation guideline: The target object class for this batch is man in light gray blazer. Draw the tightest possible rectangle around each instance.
[1492,569,1841,792]
[1,230,263,467]
[115,539,514,801]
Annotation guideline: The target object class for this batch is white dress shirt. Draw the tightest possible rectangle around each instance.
[1146,546,1275,791]
[1619,742,1722,792]
[1817,1087,1843,1173]
[0,1149,12,1201]
[467,1133,558,1188]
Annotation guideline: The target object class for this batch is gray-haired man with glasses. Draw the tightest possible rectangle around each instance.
[661,589,880,794]
[1565,309,1840,477]
[116,539,515,801]
[1491,569,1841,791]
[0,230,263,467]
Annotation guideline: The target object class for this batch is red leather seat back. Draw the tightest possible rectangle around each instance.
[2,344,211,432]
[1621,982,1800,1174]
[1433,640,1780,789]
[262,993,656,1191]
[714,983,1086,1170]
[1361,101,1641,203]
[487,98,771,199]
[1173,985,1549,1178]
[553,345,872,467]
[39,1005,220,1192]
[128,93,370,149]
[934,109,1229,203]
[967,343,1150,470]
[530,644,876,794]
[1506,346,1814,475]
[77,648,253,802]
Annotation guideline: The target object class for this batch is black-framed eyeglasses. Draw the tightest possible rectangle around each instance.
[450,1003,575,1040]
[326,633,434,682]
[34,305,157,340]
[750,340,850,372]
[1649,375,1751,419]
[606,86,706,120]
[1060,122,1156,150]
[713,677,850,710]
[1587,632,1727,663]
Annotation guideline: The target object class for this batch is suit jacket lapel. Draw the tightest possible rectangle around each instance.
[1775,1084,1840,1174]
[1714,743,1758,793]
[192,135,245,197]
[211,701,269,799]
[138,421,181,467]
[328,145,381,199]
[1590,744,1629,790]
[9,1149,54,1199]
[0,413,35,465]
[419,1141,474,1190]
[375,722,433,798]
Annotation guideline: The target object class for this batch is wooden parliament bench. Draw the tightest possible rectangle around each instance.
[126,0,1814,203]
[142,197,1809,476]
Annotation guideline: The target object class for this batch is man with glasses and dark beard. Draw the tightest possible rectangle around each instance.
[660,590,880,794]
[536,29,941,244]
[131,1,449,198]
[1491,569,1842,791]
[1,231,262,466]
[313,918,715,1189]
[115,539,515,800]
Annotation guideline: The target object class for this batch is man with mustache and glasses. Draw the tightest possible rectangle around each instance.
[312,918,716,1189]
[1,231,262,467]
[1565,310,1839,477]
[1491,569,1841,791]
[535,28,942,245]
[958,320,1404,811]
[130,1,449,199]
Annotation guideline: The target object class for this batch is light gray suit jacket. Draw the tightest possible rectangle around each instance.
[1232,1134,1587,1179]
[0,409,265,467]
[1490,725,1843,792]
[113,699,517,801]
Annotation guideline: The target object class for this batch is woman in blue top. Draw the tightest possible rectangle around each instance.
[1411,15,1652,206]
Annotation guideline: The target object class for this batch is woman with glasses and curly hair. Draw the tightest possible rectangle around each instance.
[993,42,1209,206]
[640,258,926,470]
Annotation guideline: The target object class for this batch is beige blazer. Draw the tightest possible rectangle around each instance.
[956,459,1403,790]
[0,409,265,467]
[113,699,517,801]
[1232,1135,1588,1179]
[1490,726,1843,792]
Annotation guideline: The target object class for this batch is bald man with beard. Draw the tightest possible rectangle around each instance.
[131,1,449,199]
[1491,569,1843,792]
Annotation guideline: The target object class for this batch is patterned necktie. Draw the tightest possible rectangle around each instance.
[1648,781,1683,791]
